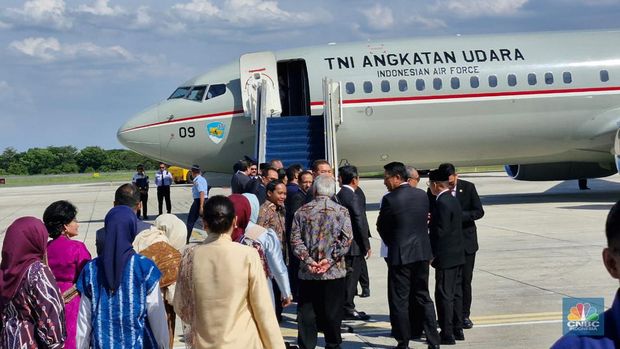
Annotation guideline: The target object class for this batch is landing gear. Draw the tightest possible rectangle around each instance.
[578,178,590,190]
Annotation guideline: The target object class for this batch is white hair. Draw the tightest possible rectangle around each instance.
[313,174,336,197]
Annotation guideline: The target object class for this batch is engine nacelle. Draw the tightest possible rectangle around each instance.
[504,162,616,181]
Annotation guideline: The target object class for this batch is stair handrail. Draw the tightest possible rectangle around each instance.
[255,84,268,165]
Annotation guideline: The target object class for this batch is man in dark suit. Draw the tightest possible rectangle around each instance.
[285,164,305,300]
[377,162,440,349]
[337,165,371,321]
[230,159,251,194]
[428,168,466,345]
[244,166,278,204]
[439,163,484,330]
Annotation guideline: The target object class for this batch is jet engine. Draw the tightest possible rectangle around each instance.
[504,161,616,181]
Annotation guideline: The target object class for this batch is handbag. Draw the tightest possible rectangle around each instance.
[140,241,182,288]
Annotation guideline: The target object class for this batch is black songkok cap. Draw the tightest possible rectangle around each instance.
[429,168,450,182]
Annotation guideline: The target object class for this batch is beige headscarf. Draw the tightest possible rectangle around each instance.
[155,214,187,251]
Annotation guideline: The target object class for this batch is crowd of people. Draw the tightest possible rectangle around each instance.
[0,156,491,349]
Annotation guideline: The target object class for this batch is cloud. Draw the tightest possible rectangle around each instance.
[360,4,395,31]
[9,37,135,63]
[0,20,10,29]
[432,0,529,17]
[171,0,317,28]
[76,0,124,16]
[4,0,72,30]
[407,15,448,30]
[132,6,152,27]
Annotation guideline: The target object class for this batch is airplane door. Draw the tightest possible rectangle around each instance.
[240,52,282,121]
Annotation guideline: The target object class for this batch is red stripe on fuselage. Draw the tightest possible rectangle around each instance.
[119,86,620,133]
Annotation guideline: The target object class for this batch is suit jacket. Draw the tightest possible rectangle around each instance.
[231,171,250,194]
[285,183,306,241]
[355,188,372,238]
[429,191,465,269]
[427,179,484,254]
[336,186,371,256]
[455,179,484,254]
[245,178,266,205]
[377,183,433,266]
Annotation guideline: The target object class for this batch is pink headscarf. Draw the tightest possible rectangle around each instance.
[0,217,49,309]
[229,194,251,241]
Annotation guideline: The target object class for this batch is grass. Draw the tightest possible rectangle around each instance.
[0,171,135,187]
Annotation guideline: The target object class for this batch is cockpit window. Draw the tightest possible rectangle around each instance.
[206,84,227,100]
[186,85,207,101]
[168,86,190,99]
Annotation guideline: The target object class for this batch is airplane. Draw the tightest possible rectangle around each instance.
[117,30,620,181]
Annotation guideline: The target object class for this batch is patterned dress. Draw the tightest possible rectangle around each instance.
[76,254,161,349]
[257,201,287,261]
[47,236,91,349]
[0,261,66,349]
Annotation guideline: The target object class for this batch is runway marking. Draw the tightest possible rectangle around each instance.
[278,311,564,339]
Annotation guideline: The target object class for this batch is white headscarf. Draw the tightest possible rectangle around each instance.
[155,214,187,251]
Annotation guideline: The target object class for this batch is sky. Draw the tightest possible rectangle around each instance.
[1,0,620,151]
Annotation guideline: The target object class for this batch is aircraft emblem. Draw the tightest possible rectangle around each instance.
[206,122,225,144]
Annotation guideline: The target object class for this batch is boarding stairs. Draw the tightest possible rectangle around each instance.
[240,52,342,173]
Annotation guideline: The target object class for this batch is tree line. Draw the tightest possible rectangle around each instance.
[0,146,160,175]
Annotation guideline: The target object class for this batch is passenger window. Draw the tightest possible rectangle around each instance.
[528,73,537,86]
[507,74,517,87]
[186,85,207,101]
[381,80,390,93]
[470,76,479,88]
[398,79,408,92]
[363,81,373,93]
[545,72,554,85]
[433,78,442,90]
[563,72,572,84]
[600,70,610,82]
[451,77,460,89]
[489,75,498,87]
[416,79,425,91]
[345,82,355,94]
[206,84,226,100]
[168,86,190,99]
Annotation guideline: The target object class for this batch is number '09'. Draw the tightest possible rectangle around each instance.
[179,127,195,138]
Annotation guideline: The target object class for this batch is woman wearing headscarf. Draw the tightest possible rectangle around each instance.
[0,217,66,348]
[75,205,169,349]
[229,194,292,309]
[173,196,285,349]
[131,214,186,348]
[43,200,92,349]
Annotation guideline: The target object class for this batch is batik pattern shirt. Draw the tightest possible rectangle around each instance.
[0,261,66,349]
[257,202,287,262]
[290,196,353,280]
[76,254,161,349]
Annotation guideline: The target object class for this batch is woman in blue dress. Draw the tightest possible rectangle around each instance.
[75,205,169,349]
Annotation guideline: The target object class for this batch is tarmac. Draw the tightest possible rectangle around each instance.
[1,171,619,349]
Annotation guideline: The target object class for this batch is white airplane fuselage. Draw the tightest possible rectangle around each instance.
[118,30,620,179]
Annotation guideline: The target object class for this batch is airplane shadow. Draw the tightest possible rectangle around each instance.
[482,178,620,206]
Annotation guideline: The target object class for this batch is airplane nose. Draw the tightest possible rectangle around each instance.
[117,105,161,158]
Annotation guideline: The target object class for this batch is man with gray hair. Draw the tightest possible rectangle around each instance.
[290,174,353,349]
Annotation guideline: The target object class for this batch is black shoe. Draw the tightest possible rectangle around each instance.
[453,329,465,341]
[440,336,456,345]
[360,288,370,298]
[463,317,474,329]
[344,310,370,321]
[428,344,440,349]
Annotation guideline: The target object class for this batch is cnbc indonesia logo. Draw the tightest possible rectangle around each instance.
[563,298,604,336]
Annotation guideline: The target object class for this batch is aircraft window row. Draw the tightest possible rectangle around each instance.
[166,84,227,101]
[346,70,612,95]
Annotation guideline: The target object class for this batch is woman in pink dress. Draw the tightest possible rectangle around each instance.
[43,200,92,349]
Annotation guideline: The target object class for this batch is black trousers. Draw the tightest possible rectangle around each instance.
[137,192,148,219]
[435,265,464,337]
[288,253,300,301]
[462,252,476,318]
[387,261,440,347]
[157,185,171,215]
[186,199,201,243]
[359,257,369,290]
[297,278,345,349]
[272,279,283,322]
[344,255,362,313]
